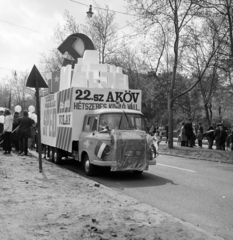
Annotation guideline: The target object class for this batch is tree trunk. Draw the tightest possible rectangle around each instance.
[167,2,179,149]
[226,4,233,57]
[168,94,174,148]
[209,103,213,123]
[204,103,211,126]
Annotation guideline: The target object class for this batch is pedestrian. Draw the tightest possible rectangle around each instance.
[226,130,233,150]
[219,124,227,151]
[0,108,5,150]
[179,122,187,146]
[228,131,233,151]
[153,123,157,135]
[197,129,203,147]
[17,110,35,156]
[184,118,194,147]
[2,109,13,154]
[11,112,20,152]
[154,130,161,146]
[197,122,204,148]
[158,124,164,143]
[149,124,154,136]
[145,119,150,133]
[198,122,204,133]
[203,125,215,149]
[193,122,198,136]
[214,123,221,150]
[28,123,36,150]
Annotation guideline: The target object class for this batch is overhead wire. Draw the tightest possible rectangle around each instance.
[69,0,137,17]
[68,0,144,45]
[0,1,143,76]
[0,19,52,37]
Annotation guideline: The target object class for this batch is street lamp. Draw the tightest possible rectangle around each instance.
[86,5,93,18]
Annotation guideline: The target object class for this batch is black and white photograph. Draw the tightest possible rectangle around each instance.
[0,0,233,239]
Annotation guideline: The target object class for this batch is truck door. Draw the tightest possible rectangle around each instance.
[79,115,99,161]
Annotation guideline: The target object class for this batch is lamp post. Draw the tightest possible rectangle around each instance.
[86,5,93,18]
[86,5,104,63]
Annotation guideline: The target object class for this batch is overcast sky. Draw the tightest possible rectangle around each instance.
[0,0,135,83]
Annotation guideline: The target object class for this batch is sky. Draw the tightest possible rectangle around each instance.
[0,0,136,83]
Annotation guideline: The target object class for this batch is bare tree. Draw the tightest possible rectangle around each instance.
[40,6,120,70]
[127,0,204,148]
[198,0,233,58]
[53,10,80,45]
[1,71,35,111]
[81,2,119,63]
[184,17,228,125]
[40,10,79,72]
[0,83,10,108]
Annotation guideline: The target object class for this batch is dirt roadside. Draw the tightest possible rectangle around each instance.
[0,150,225,240]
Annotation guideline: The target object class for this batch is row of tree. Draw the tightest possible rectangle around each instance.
[1,0,233,148]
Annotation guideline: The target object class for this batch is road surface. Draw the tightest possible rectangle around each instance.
[60,155,233,240]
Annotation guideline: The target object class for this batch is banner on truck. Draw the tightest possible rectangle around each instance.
[41,87,141,152]
[71,87,142,141]
[41,93,57,147]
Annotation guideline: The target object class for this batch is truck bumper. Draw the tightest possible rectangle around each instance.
[92,159,156,167]
[92,159,116,167]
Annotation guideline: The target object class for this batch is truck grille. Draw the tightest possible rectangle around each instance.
[115,139,146,169]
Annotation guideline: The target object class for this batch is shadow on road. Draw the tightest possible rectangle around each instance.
[49,159,178,189]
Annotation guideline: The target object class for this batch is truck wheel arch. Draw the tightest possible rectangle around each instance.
[81,151,88,162]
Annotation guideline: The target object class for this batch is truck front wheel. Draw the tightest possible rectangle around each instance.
[83,154,95,176]
[54,148,62,165]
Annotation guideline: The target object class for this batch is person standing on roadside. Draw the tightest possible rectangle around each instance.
[215,123,221,150]
[185,118,194,147]
[0,109,5,150]
[180,122,187,146]
[28,122,36,150]
[11,112,20,152]
[219,124,227,151]
[2,109,13,154]
[203,125,215,149]
[197,122,204,147]
[158,124,164,143]
[17,110,35,156]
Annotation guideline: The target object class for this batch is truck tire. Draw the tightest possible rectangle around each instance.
[49,147,55,163]
[83,154,95,176]
[54,148,62,165]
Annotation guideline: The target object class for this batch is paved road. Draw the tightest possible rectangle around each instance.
[60,155,233,240]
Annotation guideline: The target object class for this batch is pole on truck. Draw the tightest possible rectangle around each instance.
[26,65,48,173]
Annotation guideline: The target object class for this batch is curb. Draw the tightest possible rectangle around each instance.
[158,152,233,164]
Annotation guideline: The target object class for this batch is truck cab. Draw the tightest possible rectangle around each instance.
[78,109,157,175]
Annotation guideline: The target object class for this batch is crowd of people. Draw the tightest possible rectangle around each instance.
[177,119,233,151]
[0,108,37,156]
[146,118,233,151]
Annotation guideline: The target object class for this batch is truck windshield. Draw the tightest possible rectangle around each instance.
[98,113,146,131]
